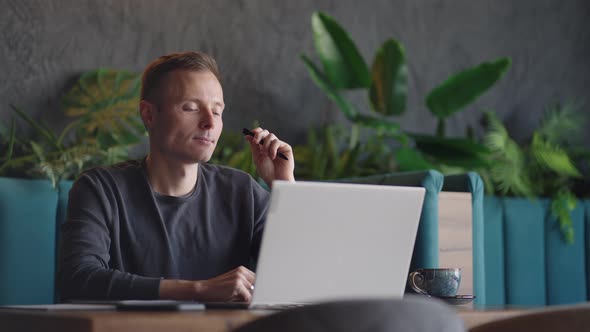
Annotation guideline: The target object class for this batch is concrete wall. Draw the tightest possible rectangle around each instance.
[1,0,589,145]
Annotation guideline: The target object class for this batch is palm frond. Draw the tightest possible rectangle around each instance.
[1,117,16,160]
[11,105,62,151]
[536,101,585,146]
[550,190,577,244]
[482,111,534,196]
[531,133,582,178]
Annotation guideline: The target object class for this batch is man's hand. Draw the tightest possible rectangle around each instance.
[194,266,256,302]
[159,266,257,302]
[246,127,295,188]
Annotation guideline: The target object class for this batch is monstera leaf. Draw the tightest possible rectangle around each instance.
[62,68,145,142]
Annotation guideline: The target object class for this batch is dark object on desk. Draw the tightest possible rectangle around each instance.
[242,128,289,161]
[116,300,204,311]
[204,301,306,311]
[204,302,250,310]
[233,296,466,332]
[0,304,116,311]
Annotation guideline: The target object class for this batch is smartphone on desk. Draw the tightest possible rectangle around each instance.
[116,300,204,311]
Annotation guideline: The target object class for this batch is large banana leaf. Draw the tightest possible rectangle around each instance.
[311,12,370,89]
[395,147,435,172]
[300,54,359,119]
[426,57,511,119]
[369,39,407,116]
[410,134,491,168]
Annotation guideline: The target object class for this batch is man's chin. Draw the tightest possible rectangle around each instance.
[186,152,213,164]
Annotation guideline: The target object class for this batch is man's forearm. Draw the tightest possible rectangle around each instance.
[58,262,162,301]
[158,279,200,300]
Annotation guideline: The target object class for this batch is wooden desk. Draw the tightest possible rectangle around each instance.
[0,309,273,332]
[0,307,528,332]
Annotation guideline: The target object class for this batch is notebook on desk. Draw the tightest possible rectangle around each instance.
[205,180,425,310]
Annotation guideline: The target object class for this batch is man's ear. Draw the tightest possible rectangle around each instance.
[139,100,156,132]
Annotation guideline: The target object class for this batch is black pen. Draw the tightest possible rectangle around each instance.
[242,128,289,161]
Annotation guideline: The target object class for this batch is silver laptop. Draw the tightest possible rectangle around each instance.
[207,180,425,309]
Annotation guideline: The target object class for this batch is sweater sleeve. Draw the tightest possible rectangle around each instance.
[249,177,270,264]
[57,172,161,301]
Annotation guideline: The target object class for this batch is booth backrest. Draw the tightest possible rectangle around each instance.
[0,171,444,305]
[480,196,590,307]
[0,178,61,305]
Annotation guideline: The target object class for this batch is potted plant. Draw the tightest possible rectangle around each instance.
[478,104,590,306]
[299,11,510,174]
[0,69,145,186]
[481,104,589,244]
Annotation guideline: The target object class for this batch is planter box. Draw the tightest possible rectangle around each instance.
[481,196,590,307]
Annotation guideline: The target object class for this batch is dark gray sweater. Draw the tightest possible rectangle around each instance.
[57,159,269,301]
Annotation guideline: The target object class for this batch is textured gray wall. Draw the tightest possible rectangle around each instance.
[1,0,589,146]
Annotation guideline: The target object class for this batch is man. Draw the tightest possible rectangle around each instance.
[58,51,295,303]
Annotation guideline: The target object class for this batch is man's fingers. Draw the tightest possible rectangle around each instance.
[236,266,256,284]
[262,133,276,148]
[253,129,270,145]
[230,279,253,302]
[269,138,282,159]
[262,134,278,158]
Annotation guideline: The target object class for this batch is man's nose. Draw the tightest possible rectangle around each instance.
[199,109,215,129]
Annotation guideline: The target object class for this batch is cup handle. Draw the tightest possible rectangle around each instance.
[409,271,429,295]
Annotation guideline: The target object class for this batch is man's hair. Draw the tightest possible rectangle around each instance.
[140,51,221,104]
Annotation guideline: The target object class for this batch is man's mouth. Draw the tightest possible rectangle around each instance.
[192,136,214,144]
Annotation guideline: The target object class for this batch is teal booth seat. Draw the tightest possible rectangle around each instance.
[1,171,444,305]
[442,172,486,307]
[336,170,444,271]
[479,196,590,308]
[0,178,59,305]
[0,178,74,305]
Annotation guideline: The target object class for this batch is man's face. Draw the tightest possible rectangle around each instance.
[145,69,224,164]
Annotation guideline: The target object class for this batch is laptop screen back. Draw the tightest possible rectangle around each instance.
[252,181,425,304]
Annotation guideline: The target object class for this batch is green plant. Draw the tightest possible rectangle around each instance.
[0,69,145,186]
[481,102,588,243]
[207,123,398,181]
[293,124,397,180]
[300,11,511,172]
